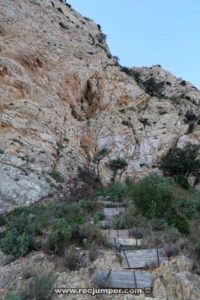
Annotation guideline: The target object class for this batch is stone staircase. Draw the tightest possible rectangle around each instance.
[95,196,168,297]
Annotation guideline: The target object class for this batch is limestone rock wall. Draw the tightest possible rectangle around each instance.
[0,0,200,212]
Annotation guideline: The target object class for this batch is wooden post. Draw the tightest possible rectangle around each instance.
[156,247,160,267]
[122,246,131,269]
[103,269,112,287]
[133,270,137,289]
[136,226,138,247]
[114,237,117,253]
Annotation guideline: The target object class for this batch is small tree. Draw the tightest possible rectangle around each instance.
[107,158,128,182]
[77,165,100,187]
[160,143,200,188]
[192,170,200,188]
[93,148,108,178]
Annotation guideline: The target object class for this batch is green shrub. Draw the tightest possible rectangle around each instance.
[4,293,21,300]
[165,207,190,235]
[51,218,72,243]
[0,197,102,258]
[184,110,197,123]
[0,204,53,257]
[121,120,132,128]
[1,230,16,255]
[62,246,82,270]
[120,67,141,83]
[195,242,200,258]
[31,272,55,300]
[0,203,56,257]
[112,214,127,229]
[83,239,98,262]
[163,226,182,243]
[55,201,85,225]
[112,203,142,230]
[84,198,100,213]
[139,117,150,128]
[180,80,186,86]
[23,265,36,279]
[6,204,54,235]
[132,175,173,218]
[50,218,72,253]
[79,224,106,246]
[7,212,33,235]
[43,234,57,254]
[93,211,104,224]
[49,170,64,183]
[96,182,126,202]
[142,78,165,97]
[175,197,200,220]
[0,230,33,258]
[176,175,190,190]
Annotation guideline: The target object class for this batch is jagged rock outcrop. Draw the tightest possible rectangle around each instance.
[0,0,200,213]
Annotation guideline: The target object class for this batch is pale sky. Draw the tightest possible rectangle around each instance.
[68,0,200,88]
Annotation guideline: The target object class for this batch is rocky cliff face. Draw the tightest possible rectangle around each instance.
[0,0,200,213]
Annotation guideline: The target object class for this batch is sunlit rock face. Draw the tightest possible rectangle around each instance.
[0,0,200,212]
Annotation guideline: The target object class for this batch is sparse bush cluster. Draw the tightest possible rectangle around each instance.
[182,110,198,134]
[132,175,173,218]
[4,293,21,300]
[165,207,189,235]
[142,78,165,97]
[62,245,82,270]
[120,67,141,83]
[195,242,200,259]
[184,110,197,123]
[49,170,64,183]
[139,117,150,128]
[30,271,55,300]
[121,120,132,128]
[0,198,103,258]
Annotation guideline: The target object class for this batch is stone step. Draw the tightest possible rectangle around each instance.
[95,269,152,290]
[100,229,137,238]
[121,248,167,269]
[98,200,127,208]
[102,207,125,220]
[100,229,142,248]
[114,237,142,247]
